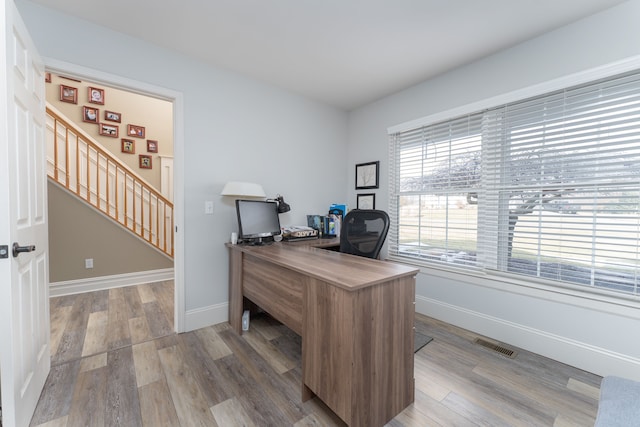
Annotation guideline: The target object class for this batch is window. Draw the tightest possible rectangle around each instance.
[389,70,640,297]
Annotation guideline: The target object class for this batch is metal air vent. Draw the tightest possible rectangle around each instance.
[474,338,517,358]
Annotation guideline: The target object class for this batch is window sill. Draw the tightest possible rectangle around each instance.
[389,255,640,319]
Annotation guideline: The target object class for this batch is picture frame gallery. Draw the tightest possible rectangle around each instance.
[47,76,158,171]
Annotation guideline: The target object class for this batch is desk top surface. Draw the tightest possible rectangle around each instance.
[227,239,418,291]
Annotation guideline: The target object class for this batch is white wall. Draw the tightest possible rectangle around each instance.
[348,0,640,380]
[16,0,349,329]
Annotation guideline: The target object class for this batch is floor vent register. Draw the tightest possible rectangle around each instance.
[474,338,518,359]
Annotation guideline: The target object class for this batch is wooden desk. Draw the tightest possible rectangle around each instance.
[227,239,419,427]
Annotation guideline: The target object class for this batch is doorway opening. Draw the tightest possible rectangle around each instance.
[44,59,184,335]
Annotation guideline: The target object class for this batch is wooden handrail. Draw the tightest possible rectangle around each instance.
[46,105,174,258]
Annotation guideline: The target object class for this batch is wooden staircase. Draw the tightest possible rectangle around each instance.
[46,105,174,258]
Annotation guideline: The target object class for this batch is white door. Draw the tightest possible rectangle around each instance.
[0,2,50,427]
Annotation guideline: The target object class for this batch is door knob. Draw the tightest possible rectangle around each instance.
[13,242,36,258]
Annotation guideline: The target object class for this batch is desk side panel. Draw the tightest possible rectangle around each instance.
[303,275,415,427]
[243,254,303,336]
[351,276,416,427]
[228,247,244,334]
[302,279,354,423]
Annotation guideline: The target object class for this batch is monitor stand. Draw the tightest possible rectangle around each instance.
[250,237,265,246]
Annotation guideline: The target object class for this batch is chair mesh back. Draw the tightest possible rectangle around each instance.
[339,209,390,259]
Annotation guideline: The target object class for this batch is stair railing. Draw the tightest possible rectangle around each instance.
[46,105,174,258]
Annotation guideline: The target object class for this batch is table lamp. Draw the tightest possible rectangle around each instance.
[275,195,291,213]
[220,181,266,198]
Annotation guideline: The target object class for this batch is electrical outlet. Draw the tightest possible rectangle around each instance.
[85,258,94,269]
[205,201,214,214]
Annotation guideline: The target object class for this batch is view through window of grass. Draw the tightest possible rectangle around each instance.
[397,203,640,294]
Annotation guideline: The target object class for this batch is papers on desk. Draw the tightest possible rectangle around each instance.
[282,225,318,240]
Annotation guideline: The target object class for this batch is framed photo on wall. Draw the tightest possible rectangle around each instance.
[121,138,135,154]
[82,106,99,124]
[88,86,105,104]
[139,154,152,169]
[355,161,379,189]
[105,110,121,122]
[127,124,145,138]
[59,84,78,104]
[147,140,158,153]
[99,123,119,137]
[357,193,376,209]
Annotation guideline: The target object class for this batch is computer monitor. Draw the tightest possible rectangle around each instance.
[235,199,282,245]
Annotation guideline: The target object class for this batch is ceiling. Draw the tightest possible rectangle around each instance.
[26,0,627,110]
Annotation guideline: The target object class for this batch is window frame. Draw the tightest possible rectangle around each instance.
[387,56,640,301]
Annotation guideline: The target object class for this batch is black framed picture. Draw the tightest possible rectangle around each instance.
[355,161,379,189]
[357,193,376,209]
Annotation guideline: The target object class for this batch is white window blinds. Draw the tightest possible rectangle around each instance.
[389,70,640,297]
[389,113,483,268]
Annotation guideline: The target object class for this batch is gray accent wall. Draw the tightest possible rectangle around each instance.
[48,181,173,282]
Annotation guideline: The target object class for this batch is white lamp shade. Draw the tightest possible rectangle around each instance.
[220,181,266,198]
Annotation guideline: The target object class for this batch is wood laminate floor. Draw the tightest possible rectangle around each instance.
[32,282,602,426]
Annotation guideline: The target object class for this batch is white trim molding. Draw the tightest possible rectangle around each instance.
[184,302,229,332]
[416,294,640,382]
[159,155,174,202]
[49,268,174,297]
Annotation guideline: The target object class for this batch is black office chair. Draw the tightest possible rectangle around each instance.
[339,209,390,259]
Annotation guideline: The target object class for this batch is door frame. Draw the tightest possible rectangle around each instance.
[44,57,186,332]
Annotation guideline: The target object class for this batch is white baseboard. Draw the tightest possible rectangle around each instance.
[184,302,228,332]
[416,295,640,382]
[49,268,174,297]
